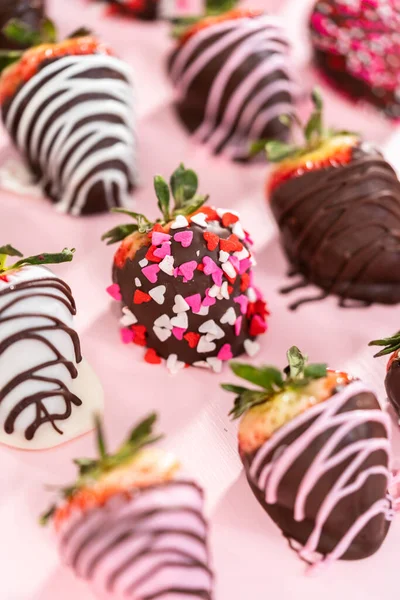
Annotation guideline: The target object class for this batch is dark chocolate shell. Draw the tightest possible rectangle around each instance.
[386,356,400,418]
[241,381,393,564]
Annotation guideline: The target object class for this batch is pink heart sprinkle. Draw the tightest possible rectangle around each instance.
[173,268,179,278]
[178,261,197,281]
[234,294,249,315]
[202,288,216,307]
[154,242,171,259]
[152,232,171,246]
[172,327,185,340]
[120,328,134,344]
[212,268,223,287]
[229,255,240,272]
[106,283,122,301]
[185,293,202,313]
[234,316,243,336]
[218,344,233,361]
[239,258,251,274]
[203,256,219,275]
[174,230,193,248]
[142,264,160,283]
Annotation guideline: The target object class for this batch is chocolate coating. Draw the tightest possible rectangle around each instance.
[385,356,400,417]
[242,387,392,561]
[113,220,260,365]
[0,0,45,50]
[270,144,400,308]
[168,14,296,161]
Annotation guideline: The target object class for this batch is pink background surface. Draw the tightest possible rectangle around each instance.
[1,0,400,598]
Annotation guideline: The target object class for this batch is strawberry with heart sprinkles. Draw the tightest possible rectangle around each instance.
[103,164,268,373]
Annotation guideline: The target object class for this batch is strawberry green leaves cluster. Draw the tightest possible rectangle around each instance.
[223,346,327,419]
[102,164,209,245]
[0,245,75,274]
[369,332,400,357]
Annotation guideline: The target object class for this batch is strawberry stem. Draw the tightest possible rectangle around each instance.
[369,333,400,358]
[0,246,74,274]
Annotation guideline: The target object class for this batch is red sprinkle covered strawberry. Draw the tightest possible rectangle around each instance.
[370,332,400,418]
[102,164,268,373]
[41,414,214,599]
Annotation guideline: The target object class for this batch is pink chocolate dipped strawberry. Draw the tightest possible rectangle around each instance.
[41,414,213,599]
[102,164,268,373]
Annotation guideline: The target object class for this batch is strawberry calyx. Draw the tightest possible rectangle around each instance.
[40,413,163,527]
[174,7,262,45]
[369,332,400,372]
[222,346,329,419]
[0,245,75,274]
[252,89,360,193]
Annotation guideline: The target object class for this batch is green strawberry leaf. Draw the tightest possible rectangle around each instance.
[67,27,92,39]
[369,332,400,357]
[265,140,300,162]
[11,248,75,270]
[95,414,108,460]
[170,164,198,209]
[303,363,328,378]
[154,175,171,221]
[0,245,23,257]
[173,194,209,217]
[221,384,248,395]
[0,49,24,73]
[229,390,268,419]
[287,346,306,379]
[229,362,284,391]
[3,18,42,46]
[101,223,139,245]
[40,18,58,44]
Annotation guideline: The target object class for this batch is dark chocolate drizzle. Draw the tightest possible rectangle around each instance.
[270,144,400,309]
[0,276,82,440]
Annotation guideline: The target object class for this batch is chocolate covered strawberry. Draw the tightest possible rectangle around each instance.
[370,332,400,418]
[0,245,103,450]
[222,347,395,570]
[261,89,400,309]
[103,164,268,373]
[41,414,214,599]
[0,23,136,215]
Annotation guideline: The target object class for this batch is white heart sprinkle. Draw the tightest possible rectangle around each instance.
[195,305,209,316]
[171,312,188,330]
[208,285,221,298]
[199,320,225,340]
[190,212,208,227]
[216,208,228,218]
[167,354,186,374]
[220,307,236,326]
[247,287,257,303]
[159,255,174,276]
[154,314,172,330]
[232,221,246,239]
[250,256,257,266]
[196,250,200,257]
[139,258,148,268]
[173,294,190,313]
[220,281,230,300]
[193,360,211,369]
[197,336,217,354]
[135,277,142,288]
[149,285,166,305]
[207,357,222,373]
[120,307,137,327]
[219,250,230,263]
[244,339,261,357]
[222,262,236,279]
[153,326,172,342]
[170,215,189,229]
[234,247,250,260]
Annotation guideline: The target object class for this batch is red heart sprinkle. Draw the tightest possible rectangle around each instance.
[240,273,250,292]
[228,285,234,295]
[134,290,152,304]
[144,348,162,364]
[145,245,162,263]
[197,263,205,271]
[203,232,219,251]
[184,332,201,348]
[222,212,239,228]
[249,315,268,336]
[220,234,243,253]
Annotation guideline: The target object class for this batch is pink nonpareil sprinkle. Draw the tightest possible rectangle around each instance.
[172,327,185,340]
[185,293,202,313]
[142,264,160,283]
[203,256,219,275]
[178,260,197,281]
[154,242,171,259]
[120,328,134,344]
[229,255,240,272]
[152,231,171,246]
[217,344,233,361]
[212,268,223,286]
[239,258,251,274]
[234,316,243,336]
[106,283,122,301]
[174,230,194,248]
[234,294,249,315]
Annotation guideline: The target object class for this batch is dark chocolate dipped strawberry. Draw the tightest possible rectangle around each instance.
[167,7,297,161]
[262,89,400,309]
[0,1,46,50]
[222,347,394,570]
[41,414,214,599]
[310,0,400,119]
[0,23,136,216]
[370,332,400,418]
[102,164,268,373]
